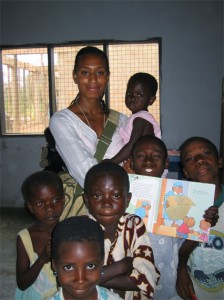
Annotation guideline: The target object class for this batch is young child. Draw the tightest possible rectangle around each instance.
[51,216,122,300]
[176,137,223,300]
[128,135,219,300]
[14,171,65,300]
[109,72,161,164]
[129,134,183,300]
[83,161,160,299]
[40,127,65,174]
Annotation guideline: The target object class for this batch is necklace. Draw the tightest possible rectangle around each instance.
[76,101,105,129]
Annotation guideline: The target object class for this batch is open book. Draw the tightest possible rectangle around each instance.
[126,174,215,242]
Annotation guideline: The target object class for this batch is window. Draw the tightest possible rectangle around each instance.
[1,40,161,135]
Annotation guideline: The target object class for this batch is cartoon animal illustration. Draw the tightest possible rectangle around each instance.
[176,216,196,239]
[163,181,195,227]
[198,219,211,242]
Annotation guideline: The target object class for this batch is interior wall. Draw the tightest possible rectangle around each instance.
[0,0,223,207]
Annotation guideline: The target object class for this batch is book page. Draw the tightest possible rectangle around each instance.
[126,174,161,231]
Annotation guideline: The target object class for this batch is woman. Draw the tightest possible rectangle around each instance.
[50,46,127,219]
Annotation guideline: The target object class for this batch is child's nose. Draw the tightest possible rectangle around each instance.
[76,268,85,283]
[195,155,206,165]
[45,202,54,211]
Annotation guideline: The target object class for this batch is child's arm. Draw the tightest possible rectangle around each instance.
[109,117,155,164]
[16,235,51,290]
[176,240,198,300]
[100,216,160,299]
[176,206,218,299]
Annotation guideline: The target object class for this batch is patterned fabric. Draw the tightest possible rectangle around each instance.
[149,234,184,300]
[14,229,57,300]
[53,285,123,300]
[119,110,161,143]
[89,213,160,300]
[50,108,127,188]
[187,185,224,299]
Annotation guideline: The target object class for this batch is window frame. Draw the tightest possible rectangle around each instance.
[0,39,162,136]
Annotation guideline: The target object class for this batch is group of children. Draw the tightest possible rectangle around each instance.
[15,134,223,300]
[15,66,223,299]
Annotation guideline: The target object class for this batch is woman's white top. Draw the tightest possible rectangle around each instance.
[50,108,127,187]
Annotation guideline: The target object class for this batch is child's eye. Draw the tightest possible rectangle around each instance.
[92,193,101,199]
[113,193,120,199]
[35,201,43,207]
[137,93,143,98]
[81,70,89,76]
[203,150,213,157]
[52,197,62,205]
[136,153,145,159]
[87,263,96,270]
[185,157,194,164]
[96,71,104,76]
[64,265,73,271]
[152,154,162,160]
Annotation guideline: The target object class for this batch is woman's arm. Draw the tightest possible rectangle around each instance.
[50,111,98,187]
[16,236,51,290]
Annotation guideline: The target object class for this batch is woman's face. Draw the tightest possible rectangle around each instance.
[73,54,109,101]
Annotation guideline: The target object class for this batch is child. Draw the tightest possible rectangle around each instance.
[83,161,160,299]
[51,216,122,300]
[14,171,65,300]
[129,134,183,300]
[176,137,223,300]
[128,135,219,300]
[108,72,161,164]
[40,127,65,174]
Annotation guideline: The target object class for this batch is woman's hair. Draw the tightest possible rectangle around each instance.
[128,72,158,96]
[73,46,110,115]
[21,171,63,203]
[179,136,219,163]
[84,161,130,193]
[74,46,110,73]
[131,135,168,160]
[52,216,105,260]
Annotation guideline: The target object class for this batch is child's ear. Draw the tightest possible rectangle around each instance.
[218,157,223,169]
[126,192,132,208]
[83,193,89,209]
[72,70,78,84]
[183,168,190,179]
[165,158,169,170]
[149,96,156,105]
[26,202,34,214]
[52,259,56,273]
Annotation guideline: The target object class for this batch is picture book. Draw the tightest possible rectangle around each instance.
[126,174,215,242]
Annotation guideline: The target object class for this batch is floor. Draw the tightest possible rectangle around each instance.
[0,207,35,300]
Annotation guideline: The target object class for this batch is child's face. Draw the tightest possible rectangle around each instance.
[84,173,131,228]
[131,140,168,177]
[27,184,64,226]
[73,54,109,101]
[181,140,222,184]
[53,241,103,300]
[125,80,155,114]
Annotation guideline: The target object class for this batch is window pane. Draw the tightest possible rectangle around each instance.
[2,48,49,134]
[109,43,160,123]
[54,45,103,111]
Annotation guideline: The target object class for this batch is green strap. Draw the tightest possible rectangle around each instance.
[94,109,120,162]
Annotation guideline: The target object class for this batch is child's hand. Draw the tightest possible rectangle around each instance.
[40,239,51,263]
[176,264,196,300]
[123,159,135,174]
[203,205,219,227]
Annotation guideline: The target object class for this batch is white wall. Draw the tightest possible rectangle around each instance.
[1,0,223,207]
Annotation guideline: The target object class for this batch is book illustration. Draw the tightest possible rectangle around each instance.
[127,175,215,242]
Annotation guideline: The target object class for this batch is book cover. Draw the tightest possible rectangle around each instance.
[126,174,215,242]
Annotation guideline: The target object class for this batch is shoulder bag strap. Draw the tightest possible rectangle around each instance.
[94,109,120,162]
